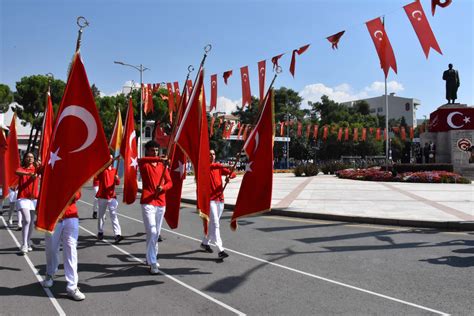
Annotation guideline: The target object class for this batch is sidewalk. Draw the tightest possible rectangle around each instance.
[181,173,474,230]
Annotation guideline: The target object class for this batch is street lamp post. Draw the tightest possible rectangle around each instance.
[114,61,149,157]
[286,111,290,169]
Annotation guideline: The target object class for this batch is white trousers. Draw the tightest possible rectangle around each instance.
[92,186,99,213]
[141,204,165,265]
[202,201,224,252]
[45,218,79,292]
[18,199,37,248]
[97,198,121,235]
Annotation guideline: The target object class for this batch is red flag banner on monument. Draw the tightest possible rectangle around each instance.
[231,89,275,230]
[404,1,442,58]
[326,31,345,49]
[120,97,139,204]
[210,74,217,111]
[7,114,21,187]
[429,108,474,132]
[240,66,251,107]
[39,92,54,164]
[174,68,211,229]
[223,70,232,85]
[36,54,110,233]
[366,18,397,78]
[431,0,452,16]
[289,44,310,77]
[271,53,284,71]
[258,60,266,103]
[0,129,7,198]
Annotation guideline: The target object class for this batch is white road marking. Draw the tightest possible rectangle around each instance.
[0,216,66,316]
[77,219,245,316]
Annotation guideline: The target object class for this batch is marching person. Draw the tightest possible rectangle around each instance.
[6,185,22,229]
[42,190,85,301]
[200,149,236,259]
[138,140,172,275]
[91,176,99,219]
[15,152,41,254]
[96,157,123,243]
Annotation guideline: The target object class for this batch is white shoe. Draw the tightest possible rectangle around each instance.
[67,288,86,301]
[150,263,160,275]
[42,274,54,288]
[20,245,28,254]
[27,246,33,252]
[7,220,13,227]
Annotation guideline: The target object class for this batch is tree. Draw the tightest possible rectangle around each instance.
[0,84,13,113]
[91,84,101,99]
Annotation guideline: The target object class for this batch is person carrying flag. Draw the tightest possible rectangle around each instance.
[138,140,172,275]
[96,156,123,243]
[42,190,85,301]
[200,149,235,259]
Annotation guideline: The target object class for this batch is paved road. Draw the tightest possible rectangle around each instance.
[1,186,473,315]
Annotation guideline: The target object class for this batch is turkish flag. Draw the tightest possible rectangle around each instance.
[0,129,7,198]
[120,97,139,204]
[401,126,407,141]
[361,128,367,141]
[353,127,359,141]
[143,84,154,114]
[313,125,319,140]
[187,80,193,97]
[297,122,302,137]
[240,66,252,107]
[210,116,216,137]
[6,114,20,187]
[344,127,349,141]
[271,53,284,71]
[366,18,397,78]
[210,74,217,111]
[409,127,414,140]
[231,90,274,230]
[289,44,310,77]
[39,91,54,165]
[323,126,328,140]
[223,70,232,85]
[173,82,181,107]
[404,1,442,58]
[166,83,175,113]
[306,124,311,139]
[337,127,343,141]
[431,0,452,16]
[327,31,345,49]
[376,128,381,141]
[153,121,169,148]
[174,68,211,230]
[257,60,266,103]
[36,54,110,232]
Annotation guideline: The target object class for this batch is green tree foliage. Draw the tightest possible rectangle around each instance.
[0,84,14,113]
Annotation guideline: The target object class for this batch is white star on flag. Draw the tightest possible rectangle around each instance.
[463,116,471,124]
[174,160,186,179]
[245,161,253,172]
[130,157,138,169]
[48,148,62,169]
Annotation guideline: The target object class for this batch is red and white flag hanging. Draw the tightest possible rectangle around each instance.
[305,124,311,139]
[240,66,252,107]
[166,83,175,113]
[313,125,319,140]
[344,127,350,141]
[337,127,343,141]
[223,70,233,85]
[353,127,359,141]
[210,74,217,111]
[173,82,181,108]
[323,126,328,140]
[297,122,302,137]
[366,17,398,78]
[289,44,310,77]
[258,60,266,102]
[187,79,193,97]
[121,97,139,204]
[271,53,284,71]
[376,128,381,141]
[404,1,442,58]
[361,128,367,141]
[326,31,345,49]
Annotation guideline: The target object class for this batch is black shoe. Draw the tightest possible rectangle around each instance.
[200,243,213,253]
[114,235,123,244]
[158,235,163,242]
[218,251,229,259]
[92,212,97,219]
[16,226,22,231]
[97,232,104,240]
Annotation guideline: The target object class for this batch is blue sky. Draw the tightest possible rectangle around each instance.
[1,0,472,118]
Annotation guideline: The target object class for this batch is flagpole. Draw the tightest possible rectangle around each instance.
[75,17,89,53]
[222,66,281,191]
[383,16,390,171]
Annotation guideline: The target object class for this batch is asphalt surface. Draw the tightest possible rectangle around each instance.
[1,186,473,315]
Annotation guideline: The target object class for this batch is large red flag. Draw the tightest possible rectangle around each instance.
[210,74,217,111]
[231,89,274,230]
[0,129,7,198]
[6,114,20,187]
[289,44,310,77]
[366,18,397,78]
[404,1,442,58]
[327,31,345,49]
[120,97,139,204]
[257,60,266,103]
[36,54,110,232]
[240,66,251,107]
[39,91,54,164]
[174,68,211,229]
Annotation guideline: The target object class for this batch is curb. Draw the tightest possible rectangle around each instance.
[181,198,474,231]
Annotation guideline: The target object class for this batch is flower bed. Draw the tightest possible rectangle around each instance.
[336,167,471,183]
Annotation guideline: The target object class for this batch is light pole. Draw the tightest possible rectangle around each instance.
[286,111,290,169]
[114,61,149,157]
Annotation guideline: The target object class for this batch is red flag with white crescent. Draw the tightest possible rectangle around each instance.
[210,74,217,111]
[231,89,274,230]
[7,114,20,188]
[210,116,216,137]
[289,44,310,77]
[39,91,55,165]
[404,1,442,58]
[257,60,266,103]
[366,18,398,78]
[36,54,110,232]
[326,31,345,49]
[240,66,251,107]
[120,97,139,204]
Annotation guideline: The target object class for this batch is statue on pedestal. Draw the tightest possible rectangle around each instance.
[442,63,460,104]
